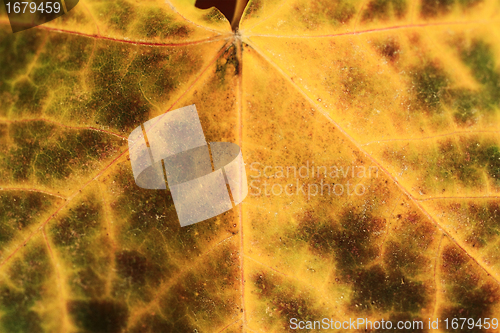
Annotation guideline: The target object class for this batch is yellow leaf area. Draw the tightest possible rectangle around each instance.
[1,0,500,331]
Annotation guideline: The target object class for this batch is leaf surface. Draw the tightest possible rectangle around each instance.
[1,0,500,332]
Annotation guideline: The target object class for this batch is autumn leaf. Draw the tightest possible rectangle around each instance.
[1,0,500,331]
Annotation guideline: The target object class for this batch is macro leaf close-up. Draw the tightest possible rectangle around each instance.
[1,0,500,331]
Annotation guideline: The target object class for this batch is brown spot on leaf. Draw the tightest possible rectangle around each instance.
[68,300,129,333]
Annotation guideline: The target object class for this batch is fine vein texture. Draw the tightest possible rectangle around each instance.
[0,0,500,332]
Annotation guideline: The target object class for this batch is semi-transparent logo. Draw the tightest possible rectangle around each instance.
[128,104,248,227]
